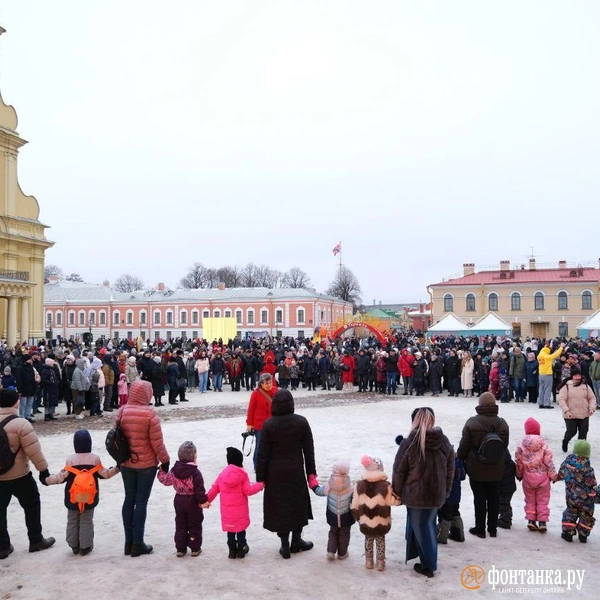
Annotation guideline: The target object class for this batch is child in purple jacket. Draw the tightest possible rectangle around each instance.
[158,441,207,557]
[204,447,264,559]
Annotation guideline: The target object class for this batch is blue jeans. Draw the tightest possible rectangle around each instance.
[121,466,157,544]
[212,373,223,391]
[406,507,438,572]
[513,377,525,401]
[19,396,34,419]
[593,381,600,407]
[198,371,208,393]
[386,373,397,394]
[538,375,553,407]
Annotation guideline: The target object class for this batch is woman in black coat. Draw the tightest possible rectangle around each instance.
[256,389,317,558]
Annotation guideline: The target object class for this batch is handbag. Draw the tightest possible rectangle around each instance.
[105,416,136,465]
[176,377,187,389]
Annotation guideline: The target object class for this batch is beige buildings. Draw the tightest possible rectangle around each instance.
[0,26,53,345]
[428,259,600,339]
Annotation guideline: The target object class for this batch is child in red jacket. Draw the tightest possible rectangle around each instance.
[204,447,264,559]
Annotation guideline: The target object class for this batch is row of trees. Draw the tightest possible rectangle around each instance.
[45,262,362,305]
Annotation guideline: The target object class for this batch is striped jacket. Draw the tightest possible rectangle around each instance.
[351,470,400,537]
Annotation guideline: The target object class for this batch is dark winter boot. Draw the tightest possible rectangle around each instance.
[449,516,465,542]
[278,533,291,559]
[437,519,451,544]
[290,529,313,553]
[130,542,153,557]
[236,543,247,559]
[228,542,237,559]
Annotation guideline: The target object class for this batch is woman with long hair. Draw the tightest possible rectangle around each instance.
[392,407,455,578]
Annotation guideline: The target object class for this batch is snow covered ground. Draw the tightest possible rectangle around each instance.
[1,388,598,600]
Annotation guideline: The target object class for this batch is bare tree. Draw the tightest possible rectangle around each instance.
[326,266,362,307]
[239,263,259,287]
[180,263,209,289]
[44,264,63,283]
[65,273,84,283]
[114,274,144,293]
[255,264,282,288]
[281,267,312,289]
[216,266,242,288]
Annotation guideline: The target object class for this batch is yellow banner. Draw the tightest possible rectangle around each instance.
[203,317,238,342]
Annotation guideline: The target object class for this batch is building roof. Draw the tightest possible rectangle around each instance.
[427,313,468,333]
[430,266,600,287]
[44,280,347,305]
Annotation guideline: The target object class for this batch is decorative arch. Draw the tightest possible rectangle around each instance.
[330,321,386,344]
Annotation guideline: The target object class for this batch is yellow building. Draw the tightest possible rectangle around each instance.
[428,259,600,339]
[0,25,53,345]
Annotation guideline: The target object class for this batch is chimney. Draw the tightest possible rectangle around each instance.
[558,260,567,269]
[463,263,475,276]
[48,275,59,284]
[103,280,110,287]
[500,260,510,272]
[157,282,165,292]
[217,282,226,291]
[529,259,536,271]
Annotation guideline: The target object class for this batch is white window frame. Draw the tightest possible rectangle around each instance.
[443,293,454,312]
[99,311,106,326]
[296,306,306,325]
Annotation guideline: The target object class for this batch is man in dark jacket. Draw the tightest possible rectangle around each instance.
[256,389,316,558]
[385,348,399,395]
[355,349,371,393]
[14,355,38,422]
[302,352,318,391]
[509,347,526,402]
[444,350,461,396]
[242,350,259,392]
[174,350,188,402]
[457,392,509,539]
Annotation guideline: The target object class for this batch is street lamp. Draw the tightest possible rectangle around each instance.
[89,324,93,349]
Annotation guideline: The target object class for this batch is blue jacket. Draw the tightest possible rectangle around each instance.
[445,457,466,506]
[313,484,355,528]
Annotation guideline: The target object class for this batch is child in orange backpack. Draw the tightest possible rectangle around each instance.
[46,430,119,555]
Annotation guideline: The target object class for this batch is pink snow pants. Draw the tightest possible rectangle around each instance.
[523,476,551,522]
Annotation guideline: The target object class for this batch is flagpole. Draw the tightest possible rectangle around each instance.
[338,240,342,279]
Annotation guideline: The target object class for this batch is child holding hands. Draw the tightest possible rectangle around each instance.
[204,447,264,559]
[309,461,355,560]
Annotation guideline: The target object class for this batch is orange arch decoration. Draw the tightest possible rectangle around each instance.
[330,321,387,344]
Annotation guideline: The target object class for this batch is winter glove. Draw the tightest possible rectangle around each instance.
[160,462,170,473]
[39,469,50,486]
[308,474,319,490]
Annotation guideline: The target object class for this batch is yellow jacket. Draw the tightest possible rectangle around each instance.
[537,346,563,376]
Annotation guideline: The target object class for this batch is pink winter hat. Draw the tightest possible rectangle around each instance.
[524,417,540,436]
[361,455,383,472]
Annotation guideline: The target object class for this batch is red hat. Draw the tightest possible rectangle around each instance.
[524,417,540,436]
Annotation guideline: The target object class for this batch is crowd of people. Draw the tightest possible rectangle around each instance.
[1,331,600,581]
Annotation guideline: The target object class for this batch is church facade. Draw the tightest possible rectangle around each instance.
[0,25,53,345]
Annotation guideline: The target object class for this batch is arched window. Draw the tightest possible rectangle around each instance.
[191,310,199,324]
[582,290,593,310]
[466,293,476,312]
[443,294,453,312]
[56,312,63,326]
[534,292,545,310]
[113,311,120,326]
[296,306,306,324]
[154,311,161,324]
[213,309,221,318]
[557,291,568,310]
[247,309,255,325]
[99,311,106,326]
[510,292,521,311]
[488,293,499,311]
[180,310,187,325]
[68,311,75,326]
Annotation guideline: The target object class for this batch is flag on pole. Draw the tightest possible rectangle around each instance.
[332,243,341,256]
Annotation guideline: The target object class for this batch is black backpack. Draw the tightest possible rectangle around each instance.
[0,415,19,475]
[476,416,505,464]
[105,414,137,465]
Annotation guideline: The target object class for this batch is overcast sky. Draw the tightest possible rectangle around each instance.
[1,1,598,305]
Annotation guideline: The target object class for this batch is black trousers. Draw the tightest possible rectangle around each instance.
[564,418,589,443]
[0,472,43,551]
[469,479,500,534]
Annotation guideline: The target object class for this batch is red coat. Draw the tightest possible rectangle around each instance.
[341,355,356,383]
[398,351,415,377]
[116,380,169,469]
[246,386,274,431]
[261,356,277,378]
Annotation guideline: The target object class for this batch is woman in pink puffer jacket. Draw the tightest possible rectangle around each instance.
[515,417,557,533]
[205,447,264,559]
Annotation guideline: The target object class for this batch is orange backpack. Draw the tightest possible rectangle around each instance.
[64,464,102,513]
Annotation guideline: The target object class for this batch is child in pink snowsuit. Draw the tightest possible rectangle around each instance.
[204,447,264,559]
[117,374,128,407]
[515,417,557,533]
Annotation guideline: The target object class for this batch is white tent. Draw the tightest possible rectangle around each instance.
[578,310,600,338]
[468,312,512,335]
[427,312,469,333]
